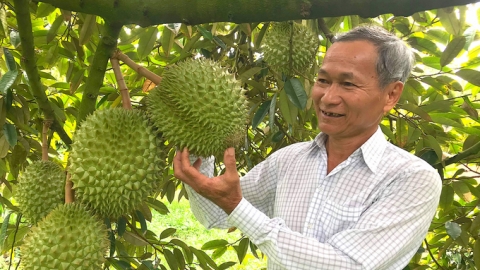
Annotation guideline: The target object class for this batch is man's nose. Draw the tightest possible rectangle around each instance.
[321,83,342,105]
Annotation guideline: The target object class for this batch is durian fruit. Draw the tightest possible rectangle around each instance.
[262,22,319,77]
[20,203,108,269]
[146,58,248,157]
[16,160,65,224]
[69,108,165,218]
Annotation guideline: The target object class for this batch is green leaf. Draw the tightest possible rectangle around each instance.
[461,97,478,120]
[138,26,159,61]
[197,25,213,41]
[159,228,176,239]
[269,93,277,131]
[160,26,175,56]
[218,262,237,270]
[79,15,97,46]
[278,90,298,126]
[170,239,193,264]
[453,181,472,202]
[117,217,127,236]
[438,8,462,36]
[424,135,443,162]
[47,15,64,44]
[440,36,466,67]
[474,240,480,268]
[36,3,57,17]
[212,246,228,260]
[445,221,462,240]
[191,247,211,269]
[145,197,169,215]
[135,210,148,234]
[456,69,480,86]
[213,36,227,50]
[0,70,18,95]
[398,103,431,121]
[0,212,11,250]
[429,115,463,128]
[201,239,228,250]
[418,149,438,165]
[3,123,17,147]
[123,231,148,246]
[173,248,186,270]
[3,48,16,72]
[234,238,249,264]
[239,67,263,82]
[163,249,178,270]
[408,37,441,56]
[284,78,307,109]
[252,100,271,129]
[108,230,115,257]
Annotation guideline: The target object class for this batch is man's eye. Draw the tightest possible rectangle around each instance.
[342,82,356,87]
[317,79,329,84]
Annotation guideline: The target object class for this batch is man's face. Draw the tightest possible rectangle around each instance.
[311,40,402,140]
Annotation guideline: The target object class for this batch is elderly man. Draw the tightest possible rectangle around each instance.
[174,25,442,269]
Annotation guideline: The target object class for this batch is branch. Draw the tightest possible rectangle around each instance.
[42,120,52,161]
[36,0,479,27]
[110,57,132,109]
[436,141,480,169]
[318,18,336,43]
[112,50,162,85]
[13,0,72,146]
[65,173,74,203]
[77,21,122,123]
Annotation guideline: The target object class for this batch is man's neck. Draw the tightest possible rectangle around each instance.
[324,129,377,174]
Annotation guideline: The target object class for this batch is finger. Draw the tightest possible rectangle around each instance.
[192,158,202,170]
[181,148,205,179]
[223,147,239,179]
[173,150,187,180]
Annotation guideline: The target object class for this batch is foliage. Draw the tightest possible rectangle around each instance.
[0,1,478,269]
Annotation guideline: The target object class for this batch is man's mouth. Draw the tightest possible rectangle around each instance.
[321,110,345,117]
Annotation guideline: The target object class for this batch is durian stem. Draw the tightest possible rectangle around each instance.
[110,57,132,109]
[318,18,336,43]
[13,0,72,146]
[77,21,122,123]
[112,50,162,85]
[42,120,52,161]
[65,173,74,203]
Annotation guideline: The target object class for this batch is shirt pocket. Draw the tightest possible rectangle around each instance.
[319,199,365,239]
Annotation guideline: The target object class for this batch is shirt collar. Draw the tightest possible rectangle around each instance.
[313,126,387,174]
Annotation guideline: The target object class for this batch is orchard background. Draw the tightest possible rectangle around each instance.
[0,0,480,269]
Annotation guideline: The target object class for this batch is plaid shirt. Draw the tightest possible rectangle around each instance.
[186,127,442,269]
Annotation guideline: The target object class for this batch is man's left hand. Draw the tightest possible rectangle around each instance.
[173,147,242,214]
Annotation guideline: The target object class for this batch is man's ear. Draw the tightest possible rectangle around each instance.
[383,81,404,113]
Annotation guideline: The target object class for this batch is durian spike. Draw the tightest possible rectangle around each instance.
[42,120,52,161]
[65,173,74,203]
[112,49,162,85]
[110,56,132,110]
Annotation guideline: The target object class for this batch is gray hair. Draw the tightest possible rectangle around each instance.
[334,25,414,89]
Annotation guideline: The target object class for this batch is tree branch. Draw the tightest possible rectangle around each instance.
[437,141,480,169]
[77,21,122,123]
[112,50,162,85]
[36,0,479,27]
[13,0,72,145]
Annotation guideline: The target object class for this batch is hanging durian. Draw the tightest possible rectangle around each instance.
[146,58,248,157]
[16,160,65,224]
[20,203,109,269]
[68,108,165,218]
[262,22,319,77]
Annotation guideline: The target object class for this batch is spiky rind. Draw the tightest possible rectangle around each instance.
[146,58,248,157]
[69,108,165,218]
[262,22,319,77]
[16,161,65,224]
[21,203,109,269]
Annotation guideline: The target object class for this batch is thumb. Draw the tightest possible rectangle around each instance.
[223,148,238,177]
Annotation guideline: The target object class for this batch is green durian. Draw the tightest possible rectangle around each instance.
[262,22,319,77]
[16,160,65,224]
[20,203,108,269]
[69,108,165,218]
[146,58,248,157]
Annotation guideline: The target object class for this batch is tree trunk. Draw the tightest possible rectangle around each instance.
[37,0,479,27]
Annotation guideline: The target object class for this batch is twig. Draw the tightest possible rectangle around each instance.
[8,213,22,270]
[274,118,298,143]
[318,18,336,43]
[42,120,52,161]
[424,239,445,270]
[125,219,164,254]
[65,173,74,203]
[112,50,162,85]
[110,57,132,109]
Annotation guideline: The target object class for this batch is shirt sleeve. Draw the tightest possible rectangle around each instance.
[185,152,281,229]
[227,168,442,269]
